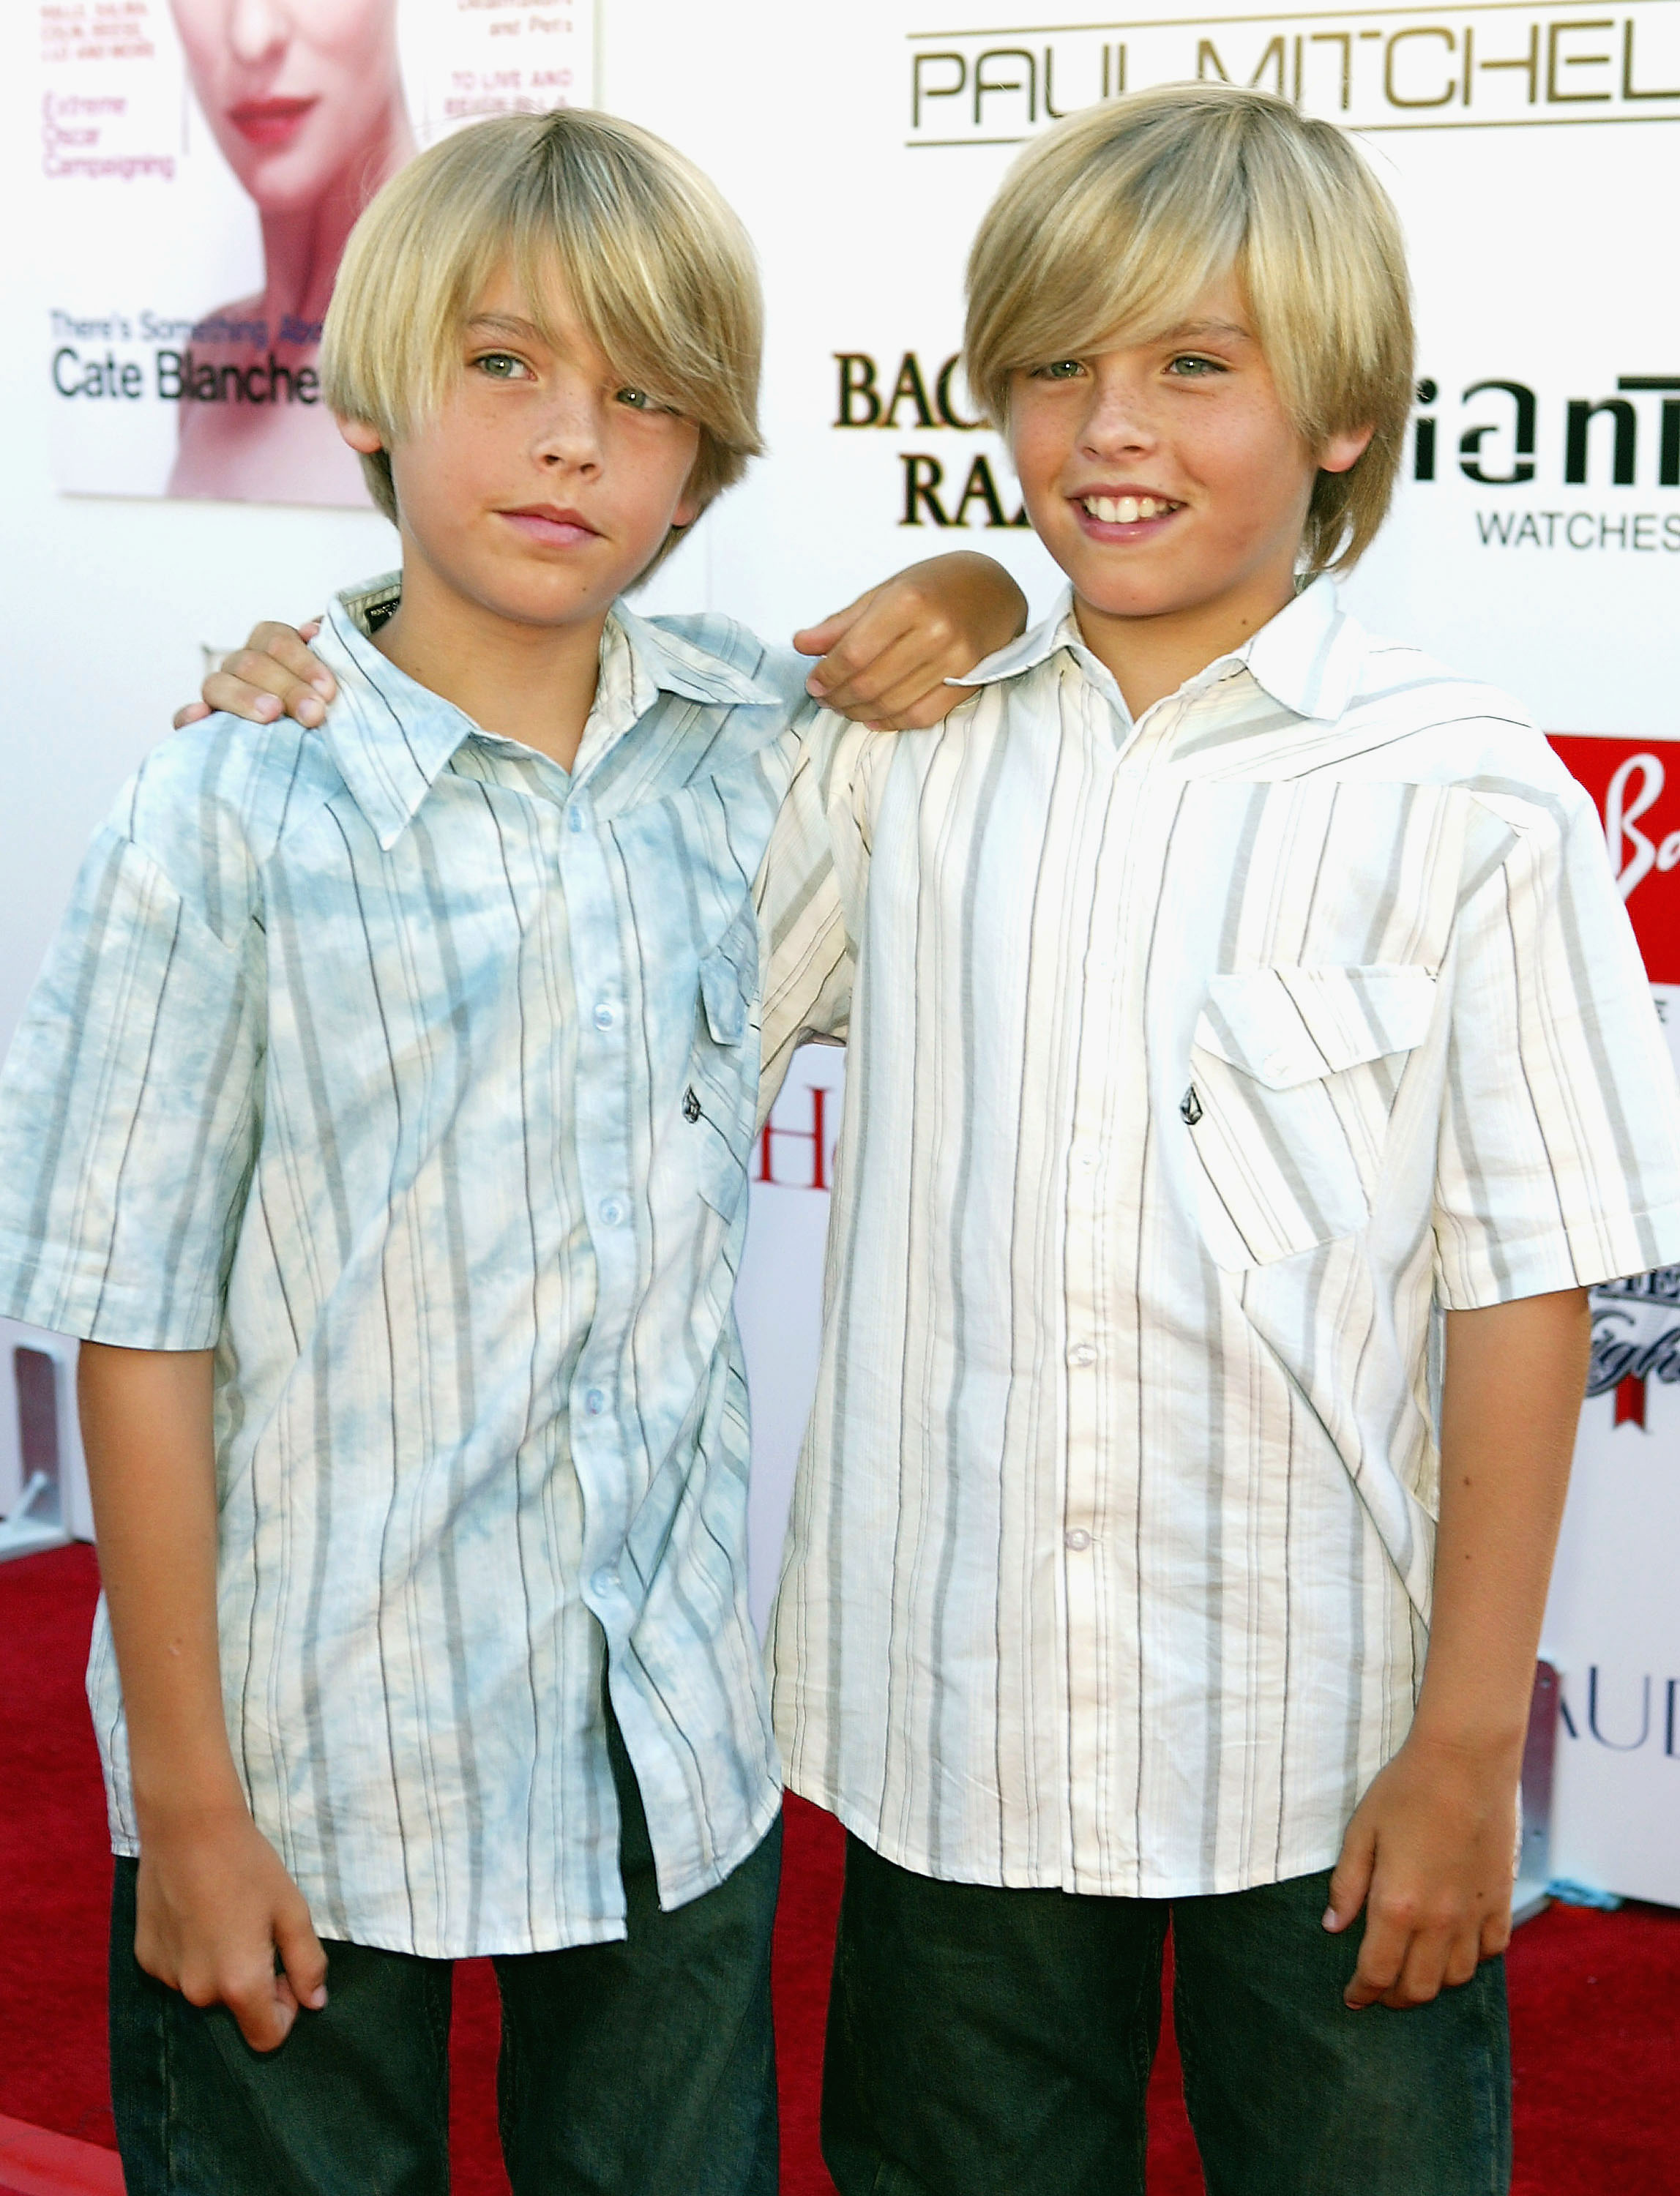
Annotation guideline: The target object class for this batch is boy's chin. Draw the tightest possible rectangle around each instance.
[1067,569,1203,624]
[449,551,636,630]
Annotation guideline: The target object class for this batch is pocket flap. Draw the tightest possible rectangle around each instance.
[1194,964,1436,1089]
[699,945,751,1047]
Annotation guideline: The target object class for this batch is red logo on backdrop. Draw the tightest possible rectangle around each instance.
[1548,735,1680,987]
[1549,732,1680,1430]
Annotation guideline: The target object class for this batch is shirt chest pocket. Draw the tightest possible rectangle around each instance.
[1182,963,1436,1271]
[686,909,760,1220]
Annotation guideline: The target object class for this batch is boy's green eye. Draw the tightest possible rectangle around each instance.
[1165,354,1224,378]
[1033,359,1086,381]
[473,351,530,381]
[616,386,654,410]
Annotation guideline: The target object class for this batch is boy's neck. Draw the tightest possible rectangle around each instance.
[371,555,608,772]
[1072,573,1300,724]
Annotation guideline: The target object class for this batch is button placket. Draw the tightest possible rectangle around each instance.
[561,793,641,1607]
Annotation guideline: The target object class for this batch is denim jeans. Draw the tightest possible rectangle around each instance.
[109,1717,780,2196]
[822,1836,1511,2196]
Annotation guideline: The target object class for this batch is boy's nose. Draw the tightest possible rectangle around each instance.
[1080,391,1156,458]
[533,400,604,474]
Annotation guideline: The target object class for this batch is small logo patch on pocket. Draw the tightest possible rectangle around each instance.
[682,1087,702,1124]
[1180,1085,1203,1127]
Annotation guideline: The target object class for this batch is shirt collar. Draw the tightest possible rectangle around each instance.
[958,573,1364,730]
[317,576,782,850]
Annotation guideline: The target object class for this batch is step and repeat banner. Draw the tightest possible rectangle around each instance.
[22,0,1680,1902]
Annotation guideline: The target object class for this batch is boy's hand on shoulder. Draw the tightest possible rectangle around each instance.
[173,620,335,732]
[135,1795,329,2051]
[794,552,1026,731]
[1324,1726,1520,2011]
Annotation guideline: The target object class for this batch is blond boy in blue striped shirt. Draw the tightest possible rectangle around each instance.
[0,111,1023,2195]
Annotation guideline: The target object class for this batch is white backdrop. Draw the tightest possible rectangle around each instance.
[4,0,1679,1901]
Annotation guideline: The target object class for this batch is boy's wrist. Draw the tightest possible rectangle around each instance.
[132,1751,249,1835]
[1399,1710,1528,1775]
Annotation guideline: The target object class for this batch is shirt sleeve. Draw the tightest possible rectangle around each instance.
[0,820,263,1349]
[1433,780,1680,1308]
[753,710,877,1129]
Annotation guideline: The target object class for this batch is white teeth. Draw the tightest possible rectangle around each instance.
[1086,494,1171,523]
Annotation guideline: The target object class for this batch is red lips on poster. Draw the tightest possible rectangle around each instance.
[1549,735,1680,987]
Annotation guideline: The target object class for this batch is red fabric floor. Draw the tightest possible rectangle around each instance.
[4,1542,1678,2194]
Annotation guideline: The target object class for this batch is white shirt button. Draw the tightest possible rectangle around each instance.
[593,1001,616,1031]
[600,1198,625,1226]
[591,1565,620,1597]
[568,807,586,834]
[583,1388,607,1416]
[1064,1528,1092,1553]
[1068,1341,1097,1367]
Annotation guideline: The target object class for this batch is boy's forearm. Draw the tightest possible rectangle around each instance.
[78,1344,240,1822]
[1414,1288,1590,1757]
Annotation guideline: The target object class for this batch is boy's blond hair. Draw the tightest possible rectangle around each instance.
[965,84,1414,576]
[322,108,764,560]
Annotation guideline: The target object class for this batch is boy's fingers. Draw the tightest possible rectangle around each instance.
[791,610,853,664]
[1442,1929,1482,1990]
[1344,1908,1408,2009]
[1323,1827,1375,1935]
[275,1897,330,2012]
[244,622,337,696]
[226,1968,296,2053]
[173,702,212,731]
[794,587,878,676]
[203,659,325,730]
[880,681,978,733]
[1384,1922,1455,2009]
[1479,1908,1512,1961]
[820,632,948,719]
[809,620,929,713]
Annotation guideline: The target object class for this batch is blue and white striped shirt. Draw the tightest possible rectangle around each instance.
[0,578,808,1957]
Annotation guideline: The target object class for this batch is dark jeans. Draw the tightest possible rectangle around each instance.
[110,1719,781,2195]
[823,1835,1511,2196]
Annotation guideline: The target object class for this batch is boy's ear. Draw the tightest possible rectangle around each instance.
[337,416,385,457]
[1320,424,1375,477]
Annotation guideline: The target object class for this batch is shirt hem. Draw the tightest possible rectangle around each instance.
[782,1769,1348,1901]
[105,1779,786,1962]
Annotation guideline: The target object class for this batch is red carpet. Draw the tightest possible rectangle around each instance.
[4,1544,1678,2195]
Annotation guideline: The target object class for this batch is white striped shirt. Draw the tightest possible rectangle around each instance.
[757,577,1680,1898]
[0,579,810,1957]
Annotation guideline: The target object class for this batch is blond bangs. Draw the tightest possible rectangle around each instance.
[321,110,764,548]
[964,85,1415,576]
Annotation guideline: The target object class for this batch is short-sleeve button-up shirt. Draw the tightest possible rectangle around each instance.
[757,577,1680,1899]
[0,578,808,1957]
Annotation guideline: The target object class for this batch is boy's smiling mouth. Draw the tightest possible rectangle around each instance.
[1073,488,1186,533]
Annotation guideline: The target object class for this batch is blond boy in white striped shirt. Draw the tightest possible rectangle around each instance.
[755,85,1680,2195]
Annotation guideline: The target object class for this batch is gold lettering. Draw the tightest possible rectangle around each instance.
[1547,19,1614,101]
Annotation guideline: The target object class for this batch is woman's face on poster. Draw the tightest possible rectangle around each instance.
[170,0,403,214]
